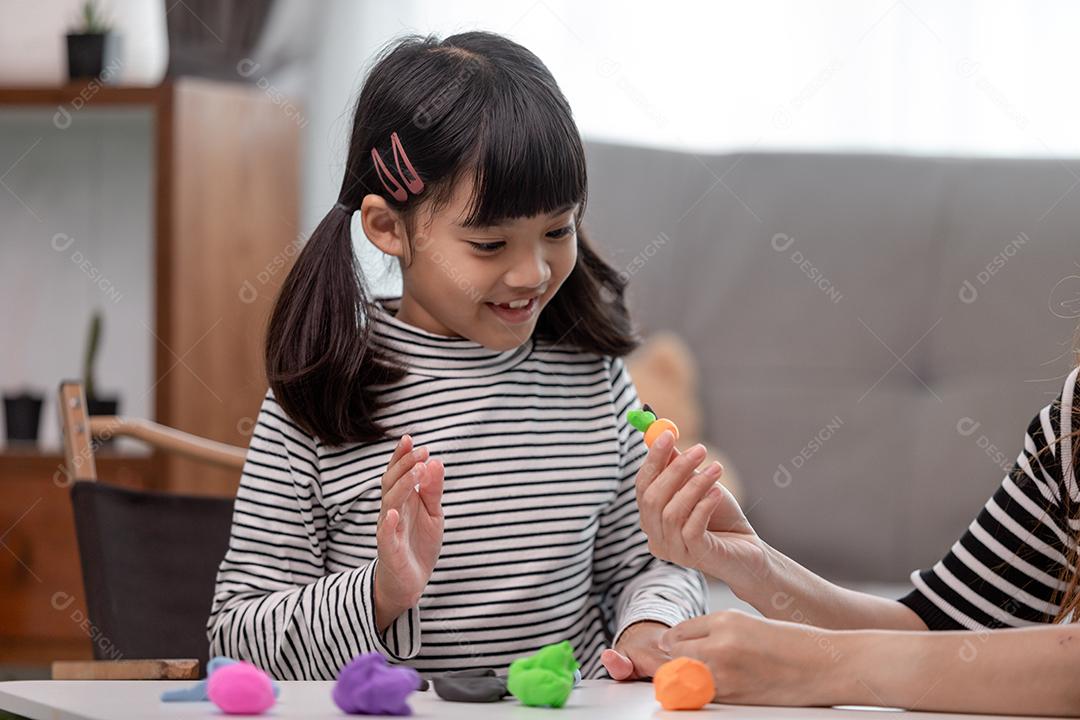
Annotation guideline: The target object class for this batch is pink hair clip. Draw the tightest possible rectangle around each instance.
[371,131,425,202]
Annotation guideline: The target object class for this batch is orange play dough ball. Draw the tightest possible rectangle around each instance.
[653,657,715,711]
[643,418,680,448]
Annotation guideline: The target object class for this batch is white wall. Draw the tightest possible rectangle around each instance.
[0,109,154,451]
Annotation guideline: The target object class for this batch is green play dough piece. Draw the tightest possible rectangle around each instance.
[626,409,656,433]
[507,641,580,708]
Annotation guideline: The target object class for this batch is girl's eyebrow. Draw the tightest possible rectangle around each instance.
[547,202,578,217]
[455,203,578,230]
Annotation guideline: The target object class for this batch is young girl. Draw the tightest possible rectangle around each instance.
[206,31,707,681]
[637,363,1080,715]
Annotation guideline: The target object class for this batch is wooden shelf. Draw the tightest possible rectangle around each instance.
[0,83,170,108]
[0,76,298,666]
[1,77,294,496]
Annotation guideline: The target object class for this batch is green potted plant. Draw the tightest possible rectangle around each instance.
[83,310,120,419]
[66,0,116,81]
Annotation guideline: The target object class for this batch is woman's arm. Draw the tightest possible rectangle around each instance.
[635,431,926,630]
[597,358,710,680]
[847,623,1080,716]
[740,541,927,630]
[663,610,1080,716]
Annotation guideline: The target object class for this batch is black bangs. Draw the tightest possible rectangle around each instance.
[266,30,638,447]
[452,57,588,228]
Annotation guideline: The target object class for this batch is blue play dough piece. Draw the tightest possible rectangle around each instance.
[160,683,209,702]
[160,656,281,702]
[573,668,582,687]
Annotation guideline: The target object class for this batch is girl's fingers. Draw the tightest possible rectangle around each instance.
[381,435,412,491]
[600,649,635,681]
[377,507,401,553]
[383,461,427,511]
[382,437,429,493]
[417,458,444,518]
[381,435,412,489]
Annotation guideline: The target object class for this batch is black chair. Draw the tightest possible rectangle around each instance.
[70,481,234,671]
[56,380,244,680]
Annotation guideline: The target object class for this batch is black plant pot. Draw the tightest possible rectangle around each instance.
[86,396,119,417]
[66,32,109,81]
[3,392,44,445]
[86,396,120,449]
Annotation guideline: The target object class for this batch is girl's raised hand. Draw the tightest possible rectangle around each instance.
[635,431,768,590]
[373,434,445,632]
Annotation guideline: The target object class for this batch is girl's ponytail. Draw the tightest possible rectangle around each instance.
[263,30,641,445]
[264,204,403,446]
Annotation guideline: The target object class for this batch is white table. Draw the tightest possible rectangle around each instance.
[0,679,1049,720]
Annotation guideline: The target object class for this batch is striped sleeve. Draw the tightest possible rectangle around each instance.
[594,357,709,644]
[205,391,420,680]
[899,366,1079,630]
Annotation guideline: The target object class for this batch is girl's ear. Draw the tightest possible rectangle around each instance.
[360,193,411,263]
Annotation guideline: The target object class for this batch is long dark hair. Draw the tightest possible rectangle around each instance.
[266,31,639,447]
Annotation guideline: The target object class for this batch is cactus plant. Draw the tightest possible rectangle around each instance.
[83,310,101,400]
[76,0,111,33]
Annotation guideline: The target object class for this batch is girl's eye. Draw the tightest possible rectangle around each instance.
[547,225,576,239]
[468,240,505,254]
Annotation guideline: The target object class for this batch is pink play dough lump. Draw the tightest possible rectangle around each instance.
[206,661,277,715]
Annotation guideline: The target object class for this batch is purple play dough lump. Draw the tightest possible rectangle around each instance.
[333,653,421,716]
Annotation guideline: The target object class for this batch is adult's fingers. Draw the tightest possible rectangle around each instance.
[663,637,712,667]
[659,615,713,652]
[661,462,723,548]
[635,430,678,502]
[682,484,726,569]
[641,444,709,543]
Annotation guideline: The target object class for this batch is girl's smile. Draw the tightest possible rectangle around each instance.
[485,295,541,324]
[364,174,578,350]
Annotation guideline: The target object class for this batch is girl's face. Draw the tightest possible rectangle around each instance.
[366,176,580,351]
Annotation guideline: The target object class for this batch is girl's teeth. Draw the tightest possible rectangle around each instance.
[503,299,530,309]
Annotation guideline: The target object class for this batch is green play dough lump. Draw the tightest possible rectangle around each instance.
[506,641,580,708]
[626,409,656,433]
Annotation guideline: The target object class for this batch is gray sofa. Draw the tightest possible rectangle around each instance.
[584,142,1080,584]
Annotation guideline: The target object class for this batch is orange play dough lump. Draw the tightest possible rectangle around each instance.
[653,657,715,711]
[643,418,680,448]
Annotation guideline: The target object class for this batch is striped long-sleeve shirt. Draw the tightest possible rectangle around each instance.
[206,296,707,679]
[899,366,1079,628]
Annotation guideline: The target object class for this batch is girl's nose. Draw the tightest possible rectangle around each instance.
[504,250,551,290]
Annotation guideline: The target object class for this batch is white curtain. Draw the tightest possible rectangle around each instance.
[291,0,1078,295]
[383,0,1078,157]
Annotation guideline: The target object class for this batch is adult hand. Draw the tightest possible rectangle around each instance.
[661,610,843,706]
[634,430,769,590]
